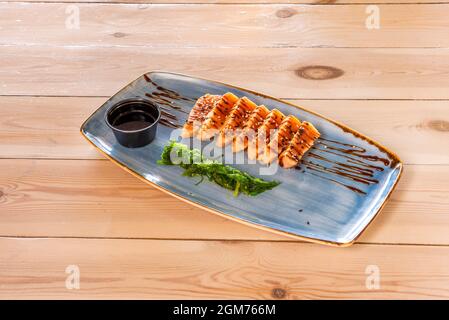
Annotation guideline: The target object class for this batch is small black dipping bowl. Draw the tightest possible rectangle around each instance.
[105,98,161,148]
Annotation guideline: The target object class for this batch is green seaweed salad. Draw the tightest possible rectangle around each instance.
[157,141,280,197]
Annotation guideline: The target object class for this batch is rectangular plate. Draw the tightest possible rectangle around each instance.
[81,71,402,246]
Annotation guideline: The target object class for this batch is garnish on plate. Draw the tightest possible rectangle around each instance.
[158,141,280,196]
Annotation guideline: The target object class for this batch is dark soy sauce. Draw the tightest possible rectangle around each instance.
[106,98,160,148]
[115,120,152,131]
[112,110,156,131]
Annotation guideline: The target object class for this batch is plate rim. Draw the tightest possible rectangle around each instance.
[80,70,404,247]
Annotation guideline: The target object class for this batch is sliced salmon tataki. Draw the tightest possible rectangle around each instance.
[184,93,321,169]
[260,115,301,164]
[232,105,270,153]
[197,92,239,140]
[216,97,257,147]
[248,109,285,160]
[279,121,321,168]
[300,121,321,141]
[182,94,221,138]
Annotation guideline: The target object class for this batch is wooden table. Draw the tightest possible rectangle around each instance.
[1,0,448,299]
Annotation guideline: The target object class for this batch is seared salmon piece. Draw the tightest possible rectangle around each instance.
[260,115,301,164]
[183,92,320,169]
[301,121,320,141]
[216,97,257,147]
[279,121,321,168]
[233,105,270,153]
[197,92,239,140]
[182,94,221,138]
[248,109,285,160]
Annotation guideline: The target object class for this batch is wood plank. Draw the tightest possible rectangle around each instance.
[2,3,449,48]
[1,96,448,164]
[2,46,449,99]
[1,238,448,299]
[0,159,447,245]
[4,1,447,4]
[0,97,101,160]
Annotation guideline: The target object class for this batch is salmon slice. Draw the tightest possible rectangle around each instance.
[279,121,321,168]
[182,94,222,138]
[197,92,239,140]
[232,105,270,153]
[259,115,301,164]
[248,109,285,160]
[216,97,257,147]
[183,92,320,169]
[301,121,320,141]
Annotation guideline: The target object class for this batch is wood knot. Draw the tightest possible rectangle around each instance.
[271,287,287,299]
[276,8,298,19]
[0,190,3,198]
[295,65,344,80]
[427,120,449,132]
[112,32,128,38]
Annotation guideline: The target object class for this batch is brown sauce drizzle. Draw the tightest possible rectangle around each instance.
[306,171,367,195]
[297,137,392,195]
[307,153,376,179]
[144,93,189,114]
[144,74,194,105]
[316,138,390,166]
[313,147,384,172]
[160,110,177,120]
[159,118,180,129]
[143,74,199,129]
[301,160,378,185]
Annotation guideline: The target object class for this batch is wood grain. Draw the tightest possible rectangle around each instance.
[4,0,447,4]
[2,4,449,48]
[0,159,447,245]
[2,46,449,99]
[1,238,448,299]
[1,96,448,164]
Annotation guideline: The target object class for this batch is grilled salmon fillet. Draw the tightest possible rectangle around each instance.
[184,93,320,169]
[216,97,257,147]
[248,109,284,160]
[232,105,270,153]
[260,115,301,164]
[197,92,239,140]
[182,94,221,138]
[279,121,321,168]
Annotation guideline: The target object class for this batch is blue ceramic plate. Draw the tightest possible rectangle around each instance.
[81,72,402,246]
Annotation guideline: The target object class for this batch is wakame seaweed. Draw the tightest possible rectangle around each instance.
[157,141,280,196]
